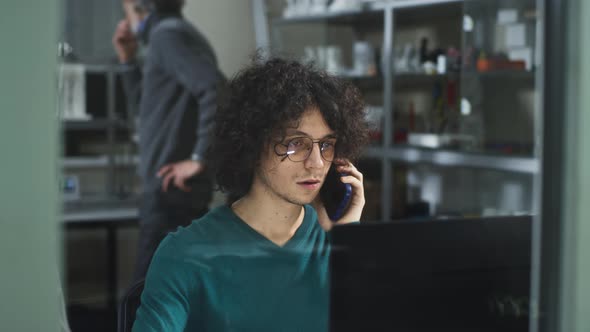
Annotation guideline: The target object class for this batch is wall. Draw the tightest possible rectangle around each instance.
[62,0,122,63]
[183,0,258,208]
[60,0,257,72]
[0,0,61,331]
[559,0,590,330]
[184,0,257,77]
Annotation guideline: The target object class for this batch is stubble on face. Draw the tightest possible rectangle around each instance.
[256,157,316,207]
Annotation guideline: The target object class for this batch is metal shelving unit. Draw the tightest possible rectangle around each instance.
[60,63,138,199]
[61,155,139,169]
[61,156,111,168]
[272,1,383,25]
[363,146,539,173]
[62,118,129,131]
[388,146,538,173]
[257,0,541,221]
[393,0,463,10]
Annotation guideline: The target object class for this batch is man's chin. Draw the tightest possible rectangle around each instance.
[300,196,318,206]
[283,189,320,206]
[287,196,315,207]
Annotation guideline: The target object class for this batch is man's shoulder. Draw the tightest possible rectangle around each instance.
[164,205,234,247]
[152,17,192,36]
[149,206,234,275]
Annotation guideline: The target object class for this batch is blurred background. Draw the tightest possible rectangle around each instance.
[1,0,590,331]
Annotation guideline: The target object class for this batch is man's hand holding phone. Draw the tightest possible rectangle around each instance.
[313,158,365,231]
[112,19,138,64]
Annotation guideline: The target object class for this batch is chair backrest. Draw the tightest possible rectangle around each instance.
[118,279,145,332]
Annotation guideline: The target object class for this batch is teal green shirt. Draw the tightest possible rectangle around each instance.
[132,204,331,332]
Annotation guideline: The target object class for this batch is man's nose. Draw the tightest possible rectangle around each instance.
[305,144,325,169]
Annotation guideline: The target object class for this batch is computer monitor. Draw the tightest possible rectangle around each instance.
[329,215,532,332]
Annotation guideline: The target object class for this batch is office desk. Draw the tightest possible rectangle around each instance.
[63,203,139,317]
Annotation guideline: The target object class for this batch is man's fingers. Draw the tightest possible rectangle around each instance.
[115,20,129,36]
[340,175,362,186]
[336,162,362,182]
[116,20,125,31]
[114,20,134,43]
[174,176,192,192]
[118,19,131,30]
[340,176,364,198]
[162,173,174,192]
[157,165,172,178]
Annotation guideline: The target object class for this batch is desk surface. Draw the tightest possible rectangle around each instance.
[63,198,139,223]
[63,207,139,223]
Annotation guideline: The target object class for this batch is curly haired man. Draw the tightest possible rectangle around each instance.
[132,56,370,332]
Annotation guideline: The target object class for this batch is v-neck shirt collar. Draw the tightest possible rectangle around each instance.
[222,204,316,251]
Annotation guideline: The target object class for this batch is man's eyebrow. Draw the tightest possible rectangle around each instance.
[285,130,337,139]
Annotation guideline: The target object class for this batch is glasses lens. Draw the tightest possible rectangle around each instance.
[284,137,336,162]
[319,141,335,162]
[287,137,312,162]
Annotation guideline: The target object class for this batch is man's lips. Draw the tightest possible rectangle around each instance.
[297,179,321,185]
[297,179,322,190]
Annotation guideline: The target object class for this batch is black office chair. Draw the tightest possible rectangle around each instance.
[118,278,145,332]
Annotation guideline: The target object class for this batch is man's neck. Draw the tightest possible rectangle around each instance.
[231,189,305,247]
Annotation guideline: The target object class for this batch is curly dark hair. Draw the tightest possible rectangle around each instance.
[208,55,370,199]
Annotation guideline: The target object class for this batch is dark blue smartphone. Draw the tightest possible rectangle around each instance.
[320,166,352,221]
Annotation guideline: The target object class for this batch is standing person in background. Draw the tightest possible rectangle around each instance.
[112,0,224,282]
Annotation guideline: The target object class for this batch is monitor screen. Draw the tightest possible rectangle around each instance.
[329,215,532,332]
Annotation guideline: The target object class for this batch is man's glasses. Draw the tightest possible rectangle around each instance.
[274,136,337,162]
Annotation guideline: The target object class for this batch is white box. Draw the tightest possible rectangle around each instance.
[505,23,526,48]
[58,64,90,120]
[497,9,519,24]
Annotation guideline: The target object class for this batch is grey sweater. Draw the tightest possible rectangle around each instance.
[121,13,223,193]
